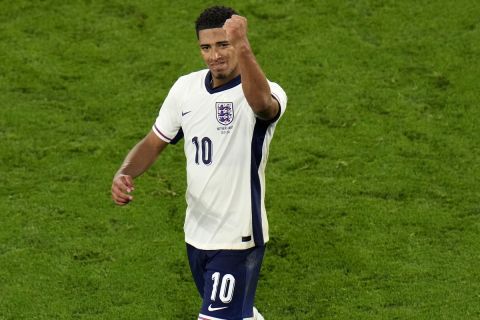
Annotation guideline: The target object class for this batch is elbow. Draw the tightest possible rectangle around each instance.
[249,96,278,121]
[249,96,272,114]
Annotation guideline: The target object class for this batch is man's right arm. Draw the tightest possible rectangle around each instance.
[111,130,169,205]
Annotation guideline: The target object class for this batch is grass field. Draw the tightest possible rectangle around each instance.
[1,0,480,319]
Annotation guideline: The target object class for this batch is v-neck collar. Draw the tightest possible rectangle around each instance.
[204,71,241,94]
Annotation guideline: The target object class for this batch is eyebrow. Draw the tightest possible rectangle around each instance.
[200,41,230,47]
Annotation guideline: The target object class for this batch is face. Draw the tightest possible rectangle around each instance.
[198,28,239,87]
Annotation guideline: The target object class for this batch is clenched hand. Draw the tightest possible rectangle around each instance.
[111,174,135,205]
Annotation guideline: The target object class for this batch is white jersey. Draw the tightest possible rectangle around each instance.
[153,69,287,250]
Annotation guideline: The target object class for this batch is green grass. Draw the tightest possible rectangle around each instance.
[1,0,480,319]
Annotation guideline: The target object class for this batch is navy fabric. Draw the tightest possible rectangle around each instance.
[204,71,242,94]
[187,243,265,319]
[170,128,184,144]
[250,118,271,246]
[249,104,281,246]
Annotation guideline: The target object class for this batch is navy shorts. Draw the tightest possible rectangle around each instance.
[186,243,266,320]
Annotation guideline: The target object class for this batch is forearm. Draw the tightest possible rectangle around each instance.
[115,131,168,179]
[236,42,273,116]
[223,14,279,119]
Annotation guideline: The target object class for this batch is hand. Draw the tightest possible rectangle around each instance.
[223,15,249,48]
[111,174,135,205]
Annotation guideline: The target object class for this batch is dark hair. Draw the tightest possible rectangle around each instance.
[195,6,237,38]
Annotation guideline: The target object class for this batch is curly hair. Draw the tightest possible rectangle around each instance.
[195,6,238,38]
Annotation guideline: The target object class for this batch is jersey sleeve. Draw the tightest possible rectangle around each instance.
[152,78,183,143]
[269,81,287,122]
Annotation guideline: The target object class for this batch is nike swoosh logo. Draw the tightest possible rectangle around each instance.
[208,304,228,312]
[182,111,192,116]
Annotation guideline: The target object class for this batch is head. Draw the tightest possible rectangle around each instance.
[195,6,239,86]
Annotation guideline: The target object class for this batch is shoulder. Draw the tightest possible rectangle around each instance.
[176,69,209,86]
[267,79,287,111]
[267,79,286,97]
[166,69,208,98]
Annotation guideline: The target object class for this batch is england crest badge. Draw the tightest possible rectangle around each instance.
[215,102,234,125]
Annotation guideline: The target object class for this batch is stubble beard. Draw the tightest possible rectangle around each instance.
[213,72,227,80]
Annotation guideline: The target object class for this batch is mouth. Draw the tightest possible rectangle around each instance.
[210,61,227,70]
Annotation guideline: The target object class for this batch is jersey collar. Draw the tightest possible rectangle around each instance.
[205,71,241,94]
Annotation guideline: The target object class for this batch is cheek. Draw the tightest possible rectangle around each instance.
[227,54,238,66]
[200,52,209,62]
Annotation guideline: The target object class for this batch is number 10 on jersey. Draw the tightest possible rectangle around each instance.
[192,136,213,165]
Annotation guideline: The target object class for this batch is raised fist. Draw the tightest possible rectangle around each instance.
[223,15,248,47]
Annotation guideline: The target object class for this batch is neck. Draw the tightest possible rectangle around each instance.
[211,72,240,88]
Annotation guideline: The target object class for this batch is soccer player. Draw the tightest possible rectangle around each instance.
[111,6,287,320]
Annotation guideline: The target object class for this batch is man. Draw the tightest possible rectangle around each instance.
[111,6,287,320]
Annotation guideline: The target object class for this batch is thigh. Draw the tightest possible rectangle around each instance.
[199,246,265,320]
[187,243,210,297]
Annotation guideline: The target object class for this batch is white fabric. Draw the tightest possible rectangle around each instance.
[153,69,287,250]
[198,313,226,320]
[253,306,264,320]
[197,306,263,320]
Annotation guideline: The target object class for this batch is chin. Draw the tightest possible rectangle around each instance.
[215,73,227,79]
[212,71,227,80]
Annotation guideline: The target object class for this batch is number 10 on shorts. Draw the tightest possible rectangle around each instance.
[211,272,235,303]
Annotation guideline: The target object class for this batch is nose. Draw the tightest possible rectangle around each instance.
[210,47,221,61]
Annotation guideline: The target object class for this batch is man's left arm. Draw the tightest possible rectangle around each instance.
[223,15,279,121]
